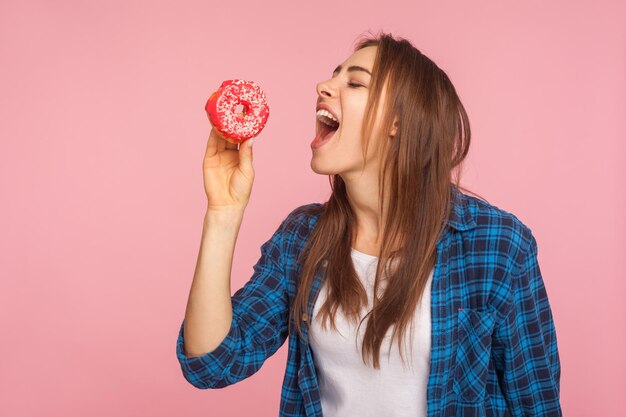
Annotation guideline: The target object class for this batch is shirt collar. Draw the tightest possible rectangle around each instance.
[447,185,477,232]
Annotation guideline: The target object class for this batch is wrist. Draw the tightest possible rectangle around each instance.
[204,207,245,227]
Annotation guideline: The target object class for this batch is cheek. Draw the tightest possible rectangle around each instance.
[343,106,368,132]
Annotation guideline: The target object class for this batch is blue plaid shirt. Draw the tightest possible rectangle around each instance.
[176,187,562,416]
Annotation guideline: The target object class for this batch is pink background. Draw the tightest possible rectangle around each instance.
[1,0,624,416]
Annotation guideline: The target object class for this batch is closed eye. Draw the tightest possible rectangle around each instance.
[348,82,364,88]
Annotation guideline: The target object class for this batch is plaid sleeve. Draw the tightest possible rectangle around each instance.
[491,232,562,416]
[175,216,291,389]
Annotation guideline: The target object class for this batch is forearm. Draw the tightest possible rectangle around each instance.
[183,209,245,357]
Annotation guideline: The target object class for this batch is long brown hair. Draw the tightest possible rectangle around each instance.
[291,30,483,369]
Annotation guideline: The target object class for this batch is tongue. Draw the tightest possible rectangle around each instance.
[321,123,337,139]
[312,123,337,144]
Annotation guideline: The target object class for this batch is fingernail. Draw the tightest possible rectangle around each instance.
[249,138,254,147]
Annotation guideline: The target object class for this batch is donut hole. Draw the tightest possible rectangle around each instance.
[235,104,246,115]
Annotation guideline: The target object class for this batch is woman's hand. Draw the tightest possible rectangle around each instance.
[202,127,255,213]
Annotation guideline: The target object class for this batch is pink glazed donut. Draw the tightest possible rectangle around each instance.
[204,79,270,144]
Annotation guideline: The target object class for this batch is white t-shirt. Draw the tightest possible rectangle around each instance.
[309,248,433,417]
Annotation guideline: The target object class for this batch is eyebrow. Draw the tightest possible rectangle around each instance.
[333,64,372,77]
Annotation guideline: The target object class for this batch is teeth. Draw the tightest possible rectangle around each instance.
[316,109,340,128]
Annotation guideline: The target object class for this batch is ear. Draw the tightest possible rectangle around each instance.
[389,116,399,138]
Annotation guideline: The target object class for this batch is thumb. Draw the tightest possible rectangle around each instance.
[239,137,254,174]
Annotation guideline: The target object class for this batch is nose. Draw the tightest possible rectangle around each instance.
[316,78,336,98]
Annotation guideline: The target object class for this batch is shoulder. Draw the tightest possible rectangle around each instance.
[282,202,325,230]
[272,203,324,265]
[271,202,325,245]
[462,192,536,260]
[458,193,543,315]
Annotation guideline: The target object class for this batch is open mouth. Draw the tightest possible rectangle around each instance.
[316,110,340,139]
[318,119,339,138]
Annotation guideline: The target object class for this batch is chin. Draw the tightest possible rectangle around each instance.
[310,158,337,176]
[310,159,351,177]
[310,159,329,175]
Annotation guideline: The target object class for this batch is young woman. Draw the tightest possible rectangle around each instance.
[176,31,562,417]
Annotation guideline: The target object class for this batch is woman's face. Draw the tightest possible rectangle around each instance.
[311,45,391,176]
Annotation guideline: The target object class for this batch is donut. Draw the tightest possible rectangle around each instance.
[204,79,270,144]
